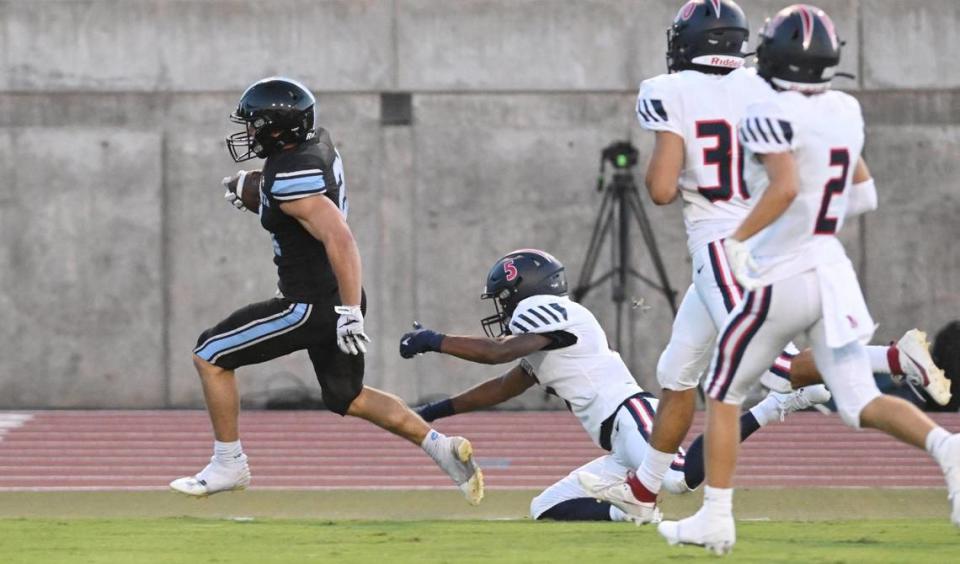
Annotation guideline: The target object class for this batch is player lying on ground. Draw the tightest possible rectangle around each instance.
[168,77,481,504]
[399,249,829,522]
[614,0,950,518]
[658,6,960,554]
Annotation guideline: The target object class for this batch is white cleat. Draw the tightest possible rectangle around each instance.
[770,384,832,421]
[895,329,952,406]
[577,471,661,524]
[663,468,694,495]
[169,455,251,497]
[937,434,960,527]
[658,508,735,555]
[435,436,484,506]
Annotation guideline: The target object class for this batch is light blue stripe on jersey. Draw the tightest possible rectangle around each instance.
[194,303,310,361]
[272,174,326,197]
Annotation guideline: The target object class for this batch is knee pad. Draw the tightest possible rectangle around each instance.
[657,342,710,391]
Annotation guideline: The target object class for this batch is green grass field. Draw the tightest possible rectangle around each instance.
[1,490,958,563]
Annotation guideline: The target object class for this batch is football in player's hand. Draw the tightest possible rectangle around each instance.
[223,170,262,212]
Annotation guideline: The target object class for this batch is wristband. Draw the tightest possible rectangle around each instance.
[425,331,445,353]
[417,398,456,422]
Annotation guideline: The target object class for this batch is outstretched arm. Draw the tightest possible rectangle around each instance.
[400,328,553,365]
[417,364,537,422]
[441,333,553,364]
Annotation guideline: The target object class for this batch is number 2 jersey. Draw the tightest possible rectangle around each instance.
[737,86,865,286]
[259,127,348,303]
[636,67,771,255]
[509,294,643,448]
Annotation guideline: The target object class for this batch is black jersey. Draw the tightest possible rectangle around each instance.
[259,128,348,302]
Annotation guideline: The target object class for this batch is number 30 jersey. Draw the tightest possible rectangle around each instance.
[509,294,643,448]
[636,67,770,255]
[738,87,865,286]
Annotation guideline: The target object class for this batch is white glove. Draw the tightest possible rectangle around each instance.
[222,170,248,211]
[334,305,370,355]
[723,238,761,291]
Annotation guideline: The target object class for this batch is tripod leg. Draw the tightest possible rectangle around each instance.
[574,186,617,300]
[624,186,678,315]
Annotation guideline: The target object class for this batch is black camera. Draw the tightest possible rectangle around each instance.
[601,141,639,169]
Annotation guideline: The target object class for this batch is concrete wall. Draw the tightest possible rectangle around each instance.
[0,0,957,408]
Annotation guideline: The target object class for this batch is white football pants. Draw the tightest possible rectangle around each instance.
[529,396,685,518]
[704,268,881,427]
[657,239,797,392]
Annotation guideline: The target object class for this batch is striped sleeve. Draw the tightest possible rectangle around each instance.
[509,301,571,335]
[269,168,327,200]
[738,102,795,154]
[635,78,681,135]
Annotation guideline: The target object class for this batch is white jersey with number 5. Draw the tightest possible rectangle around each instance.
[636,67,772,254]
[508,295,642,447]
[737,87,865,286]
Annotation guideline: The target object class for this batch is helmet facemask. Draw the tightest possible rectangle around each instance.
[225,77,317,163]
[480,286,517,338]
[226,113,261,162]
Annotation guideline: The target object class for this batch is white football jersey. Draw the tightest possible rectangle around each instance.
[737,87,865,285]
[509,295,642,447]
[636,68,771,254]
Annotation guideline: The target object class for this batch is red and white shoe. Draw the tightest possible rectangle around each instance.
[577,470,661,524]
[658,506,735,555]
[891,329,951,406]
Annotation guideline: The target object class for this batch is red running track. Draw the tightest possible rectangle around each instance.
[0,411,957,491]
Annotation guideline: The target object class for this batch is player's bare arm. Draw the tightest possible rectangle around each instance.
[413,363,538,423]
[400,328,552,365]
[440,333,553,365]
[448,365,537,413]
[644,131,684,205]
[853,157,870,183]
[730,152,798,242]
[280,195,363,307]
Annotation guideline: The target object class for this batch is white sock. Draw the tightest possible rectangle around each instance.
[703,486,733,518]
[609,505,629,522]
[925,427,951,463]
[749,395,782,427]
[636,447,676,494]
[214,440,244,465]
[420,429,448,461]
[865,344,894,374]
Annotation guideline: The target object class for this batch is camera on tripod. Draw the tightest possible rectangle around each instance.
[575,140,677,349]
[601,141,639,170]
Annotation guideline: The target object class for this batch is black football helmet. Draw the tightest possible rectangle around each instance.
[480,249,567,338]
[755,4,843,93]
[226,77,316,162]
[666,0,749,74]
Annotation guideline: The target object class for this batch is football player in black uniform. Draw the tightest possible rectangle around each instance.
[169,77,482,504]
